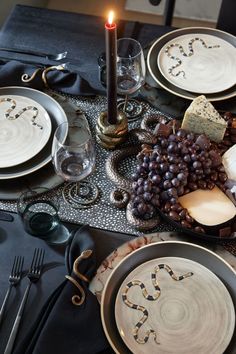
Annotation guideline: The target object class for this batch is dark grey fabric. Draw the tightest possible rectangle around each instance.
[14,225,111,354]
[0,59,98,95]
[0,211,134,353]
[0,5,171,97]
[0,214,66,353]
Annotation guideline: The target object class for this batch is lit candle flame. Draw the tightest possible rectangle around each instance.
[108,11,114,25]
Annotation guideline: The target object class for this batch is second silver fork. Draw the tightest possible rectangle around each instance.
[4,249,45,354]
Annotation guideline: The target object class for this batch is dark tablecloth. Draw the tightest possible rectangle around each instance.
[0,211,134,353]
[0,5,235,353]
[0,5,171,94]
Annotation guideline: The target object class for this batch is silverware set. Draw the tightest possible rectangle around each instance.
[0,249,45,354]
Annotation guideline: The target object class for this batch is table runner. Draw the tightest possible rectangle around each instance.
[0,92,235,258]
[0,93,175,235]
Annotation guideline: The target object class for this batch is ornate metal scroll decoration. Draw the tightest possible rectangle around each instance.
[65,249,93,306]
[106,114,167,230]
[122,264,193,344]
[62,181,99,209]
[0,97,42,129]
[165,37,220,78]
[21,63,67,89]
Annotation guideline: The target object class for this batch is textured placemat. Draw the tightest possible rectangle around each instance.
[0,92,175,237]
[0,92,235,255]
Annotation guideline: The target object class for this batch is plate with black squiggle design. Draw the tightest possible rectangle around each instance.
[101,242,236,354]
[157,33,236,94]
[0,94,51,167]
[115,256,235,354]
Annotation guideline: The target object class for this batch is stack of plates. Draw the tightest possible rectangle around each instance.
[0,87,67,188]
[147,27,236,101]
[101,241,236,354]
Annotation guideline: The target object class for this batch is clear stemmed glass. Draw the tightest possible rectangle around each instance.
[52,120,98,209]
[116,37,146,120]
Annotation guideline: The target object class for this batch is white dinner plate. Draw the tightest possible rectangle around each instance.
[115,256,235,354]
[0,95,52,167]
[0,87,67,179]
[101,241,236,354]
[157,33,236,94]
[147,27,236,101]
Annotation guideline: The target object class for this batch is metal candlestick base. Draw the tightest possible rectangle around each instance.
[96,111,128,150]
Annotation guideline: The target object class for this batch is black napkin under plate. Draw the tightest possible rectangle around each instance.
[14,225,111,354]
[0,59,101,96]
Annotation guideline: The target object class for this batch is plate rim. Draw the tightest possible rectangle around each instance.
[101,241,236,354]
[157,32,236,94]
[0,93,52,168]
[147,26,236,101]
[0,86,67,179]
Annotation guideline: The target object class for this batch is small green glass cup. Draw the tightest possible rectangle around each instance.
[17,187,70,245]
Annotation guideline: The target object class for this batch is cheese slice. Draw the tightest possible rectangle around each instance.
[222,145,236,181]
[179,186,236,226]
[181,95,227,143]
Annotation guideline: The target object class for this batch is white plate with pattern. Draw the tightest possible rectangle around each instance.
[0,95,51,167]
[0,87,68,179]
[115,256,235,354]
[101,241,236,354]
[157,33,236,94]
[147,27,236,101]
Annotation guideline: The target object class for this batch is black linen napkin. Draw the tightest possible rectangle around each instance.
[0,59,102,96]
[0,5,108,96]
[14,225,111,354]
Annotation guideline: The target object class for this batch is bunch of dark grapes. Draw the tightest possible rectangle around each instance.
[131,127,228,232]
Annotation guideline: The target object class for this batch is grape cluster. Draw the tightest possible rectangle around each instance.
[131,126,228,232]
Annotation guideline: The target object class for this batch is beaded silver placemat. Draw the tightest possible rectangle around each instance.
[0,92,175,236]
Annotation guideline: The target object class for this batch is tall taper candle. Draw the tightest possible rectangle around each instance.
[105,11,117,124]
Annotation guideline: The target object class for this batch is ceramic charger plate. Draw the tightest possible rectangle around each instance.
[101,241,236,354]
[0,95,52,168]
[157,33,236,94]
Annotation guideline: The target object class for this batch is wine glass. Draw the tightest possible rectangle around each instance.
[116,38,146,120]
[52,120,98,208]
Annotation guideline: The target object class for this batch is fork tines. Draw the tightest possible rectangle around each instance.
[11,256,24,280]
[30,248,45,274]
[0,256,24,327]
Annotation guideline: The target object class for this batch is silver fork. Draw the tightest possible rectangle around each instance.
[0,47,67,61]
[4,249,45,354]
[0,256,24,326]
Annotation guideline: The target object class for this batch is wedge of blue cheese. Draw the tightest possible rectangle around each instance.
[181,95,227,143]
